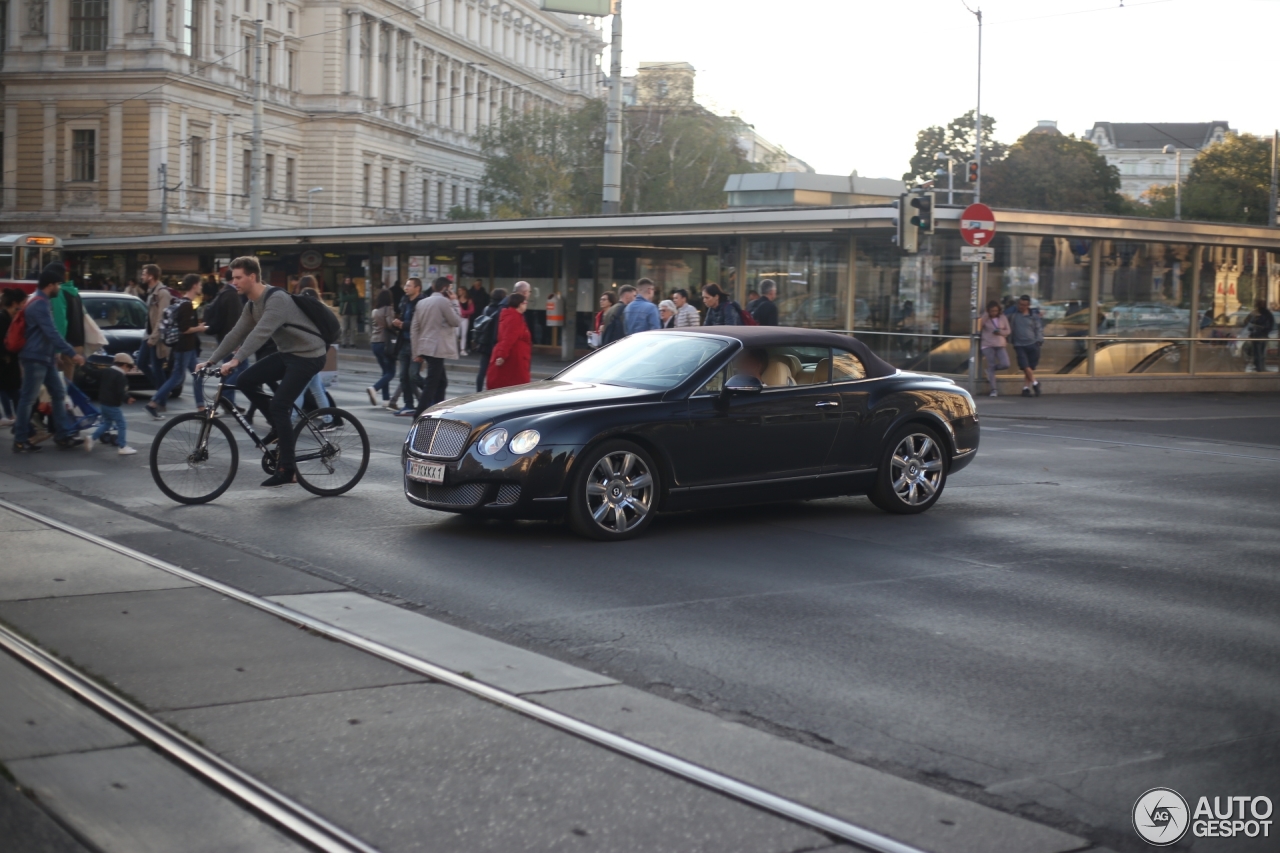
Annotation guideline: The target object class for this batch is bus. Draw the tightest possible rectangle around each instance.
[0,233,64,293]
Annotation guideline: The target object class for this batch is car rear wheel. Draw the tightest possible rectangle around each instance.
[869,425,947,514]
[568,440,660,541]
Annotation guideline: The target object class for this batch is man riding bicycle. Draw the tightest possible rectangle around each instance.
[198,256,326,487]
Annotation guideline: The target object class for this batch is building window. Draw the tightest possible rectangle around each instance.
[183,0,202,57]
[399,172,406,210]
[286,49,296,89]
[189,137,204,188]
[71,129,96,182]
[381,167,389,208]
[422,179,428,216]
[285,157,295,200]
[242,149,251,195]
[266,41,274,84]
[243,34,253,76]
[287,9,294,29]
[436,180,443,219]
[362,163,371,206]
[264,153,274,198]
[243,0,249,11]
[265,2,273,20]
[464,187,471,210]
[70,0,108,52]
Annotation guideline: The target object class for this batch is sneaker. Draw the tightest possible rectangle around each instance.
[117,445,138,456]
[83,434,94,452]
[1021,387,1032,397]
[989,390,999,397]
[260,470,295,488]
[145,403,164,419]
[395,408,417,417]
[55,435,81,450]
[1032,381,1041,397]
[12,441,43,453]
[0,416,14,428]
[366,387,379,406]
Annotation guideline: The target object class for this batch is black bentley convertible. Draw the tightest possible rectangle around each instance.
[402,327,979,540]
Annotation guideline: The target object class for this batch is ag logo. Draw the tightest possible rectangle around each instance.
[1133,787,1190,845]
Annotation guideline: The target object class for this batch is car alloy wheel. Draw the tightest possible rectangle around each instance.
[869,425,947,514]
[891,432,943,506]
[569,440,660,540]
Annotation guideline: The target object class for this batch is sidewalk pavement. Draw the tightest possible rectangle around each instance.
[976,391,1280,422]
[0,474,1089,853]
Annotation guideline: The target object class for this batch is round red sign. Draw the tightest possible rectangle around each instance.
[960,203,996,247]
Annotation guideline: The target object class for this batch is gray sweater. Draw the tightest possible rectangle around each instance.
[208,287,327,363]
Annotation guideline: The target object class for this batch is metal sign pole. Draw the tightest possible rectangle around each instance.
[969,262,980,391]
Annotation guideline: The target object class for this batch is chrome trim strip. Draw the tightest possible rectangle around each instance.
[669,469,871,494]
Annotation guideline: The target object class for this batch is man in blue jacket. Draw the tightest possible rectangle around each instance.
[624,278,661,335]
[13,264,85,452]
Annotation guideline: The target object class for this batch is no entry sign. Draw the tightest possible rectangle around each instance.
[960,203,996,247]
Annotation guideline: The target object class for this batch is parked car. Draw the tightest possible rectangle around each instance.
[402,327,979,540]
[77,292,179,399]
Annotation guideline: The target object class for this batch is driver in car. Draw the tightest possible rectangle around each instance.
[732,348,794,387]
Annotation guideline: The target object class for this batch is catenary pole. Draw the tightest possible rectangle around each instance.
[601,1,623,214]
[250,19,264,229]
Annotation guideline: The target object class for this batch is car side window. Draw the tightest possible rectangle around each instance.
[695,365,728,396]
[831,350,867,382]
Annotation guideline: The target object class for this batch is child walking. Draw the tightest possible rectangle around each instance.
[85,352,138,456]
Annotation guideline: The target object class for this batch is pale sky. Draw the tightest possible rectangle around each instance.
[615,0,1275,179]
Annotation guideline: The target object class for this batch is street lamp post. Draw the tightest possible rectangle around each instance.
[307,187,324,229]
[1162,145,1182,221]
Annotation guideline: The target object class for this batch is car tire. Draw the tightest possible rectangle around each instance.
[868,424,948,515]
[568,440,660,541]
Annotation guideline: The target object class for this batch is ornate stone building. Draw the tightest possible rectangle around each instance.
[1085,121,1232,199]
[0,0,605,236]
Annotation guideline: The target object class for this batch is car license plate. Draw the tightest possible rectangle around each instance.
[407,459,445,484]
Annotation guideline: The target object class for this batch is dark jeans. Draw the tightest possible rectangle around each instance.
[153,349,204,408]
[1252,338,1268,372]
[413,356,447,417]
[370,342,395,400]
[234,352,326,472]
[15,359,73,444]
[475,350,491,392]
[397,348,421,408]
[138,342,166,388]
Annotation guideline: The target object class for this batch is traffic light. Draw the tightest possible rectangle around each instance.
[892,194,918,253]
[967,160,979,184]
[910,192,935,235]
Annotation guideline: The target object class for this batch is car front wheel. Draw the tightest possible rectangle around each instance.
[568,440,660,541]
[869,425,948,514]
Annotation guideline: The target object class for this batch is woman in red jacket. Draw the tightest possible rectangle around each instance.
[486,293,532,390]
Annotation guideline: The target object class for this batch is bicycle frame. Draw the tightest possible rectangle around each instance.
[195,366,336,470]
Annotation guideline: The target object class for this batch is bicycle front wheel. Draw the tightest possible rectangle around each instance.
[292,407,369,497]
[150,413,239,504]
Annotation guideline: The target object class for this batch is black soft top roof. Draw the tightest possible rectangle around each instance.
[662,326,898,379]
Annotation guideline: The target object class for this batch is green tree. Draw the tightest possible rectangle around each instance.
[903,110,1007,188]
[983,132,1124,214]
[623,106,761,213]
[1140,133,1272,224]
[477,101,605,218]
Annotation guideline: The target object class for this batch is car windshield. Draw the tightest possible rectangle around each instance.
[557,333,729,391]
[83,296,148,330]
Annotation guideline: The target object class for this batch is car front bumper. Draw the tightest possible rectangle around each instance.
[401,442,580,519]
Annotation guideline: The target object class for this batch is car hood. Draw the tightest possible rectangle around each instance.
[98,329,146,355]
[426,380,660,424]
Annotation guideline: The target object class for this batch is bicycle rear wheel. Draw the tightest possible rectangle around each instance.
[150,413,239,504]
[292,407,369,497]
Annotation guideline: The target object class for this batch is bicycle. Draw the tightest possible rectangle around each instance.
[149,365,370,504]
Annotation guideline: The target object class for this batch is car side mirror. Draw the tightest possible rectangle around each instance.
[722,374,763,396]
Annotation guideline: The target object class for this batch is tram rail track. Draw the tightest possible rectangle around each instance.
[0,497,931,853]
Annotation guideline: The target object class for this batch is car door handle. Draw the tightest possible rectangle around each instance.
[815,401,840,408]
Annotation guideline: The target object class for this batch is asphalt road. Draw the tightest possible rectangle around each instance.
[4,370,1278,853]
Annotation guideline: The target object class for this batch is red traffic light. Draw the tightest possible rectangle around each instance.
[967,160,979,183]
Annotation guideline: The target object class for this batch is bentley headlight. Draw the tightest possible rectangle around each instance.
[508,430,540,455]
[477,428,508,456]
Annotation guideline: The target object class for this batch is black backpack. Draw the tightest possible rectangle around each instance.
[473,305,500,352]
[266,287,341,347]
[600,306,627,345]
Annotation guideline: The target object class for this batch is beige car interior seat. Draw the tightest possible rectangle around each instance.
[761,361,793,387]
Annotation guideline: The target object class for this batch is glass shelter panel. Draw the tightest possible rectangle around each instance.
[744,240,848,330]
